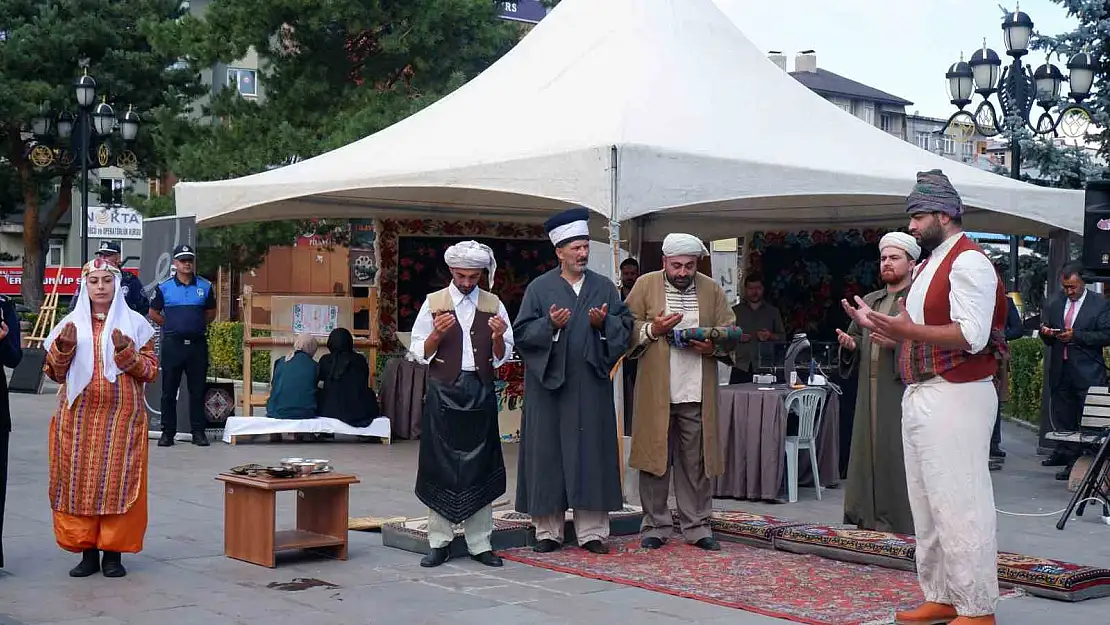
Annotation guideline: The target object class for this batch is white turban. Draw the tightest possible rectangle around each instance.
[879,232,921,261]
[661,233,709,258]
[443,240,497,288]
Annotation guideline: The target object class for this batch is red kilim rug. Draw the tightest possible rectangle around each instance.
[501,536,1014,625]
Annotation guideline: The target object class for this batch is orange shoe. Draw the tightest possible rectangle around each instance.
[950,617,995,625]
[894,602,959,625]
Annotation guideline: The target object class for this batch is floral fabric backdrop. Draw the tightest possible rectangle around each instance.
[746,229,888,341]
[376,218,557,350]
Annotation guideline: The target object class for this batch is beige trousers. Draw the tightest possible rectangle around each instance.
[426,505,493,554]
[533,510,610,545]
[639,402,713,543]
[902,379,999,617]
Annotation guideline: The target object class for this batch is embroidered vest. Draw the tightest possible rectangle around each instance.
[425,287,501,385]
[897,235,1008,385]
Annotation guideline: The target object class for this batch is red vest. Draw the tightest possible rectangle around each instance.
[897,234,1008,384]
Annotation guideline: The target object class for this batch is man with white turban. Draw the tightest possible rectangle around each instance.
[411,241,514,568]
[837,231,918,535]
[624,233,736,551]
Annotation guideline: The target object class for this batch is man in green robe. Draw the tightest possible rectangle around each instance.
[837,231,919,536]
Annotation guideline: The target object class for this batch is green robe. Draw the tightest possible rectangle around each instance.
[839,286,914,535]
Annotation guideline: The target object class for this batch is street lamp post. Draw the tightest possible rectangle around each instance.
[942,3,1095,296]
[27,69,141,265]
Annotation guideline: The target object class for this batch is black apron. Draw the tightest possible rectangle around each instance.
[414,373,506,524]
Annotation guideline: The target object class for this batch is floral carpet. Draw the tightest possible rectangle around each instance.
[501,535,1015,625]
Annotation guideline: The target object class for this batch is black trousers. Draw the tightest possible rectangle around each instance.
[1049,359,1087,461]
[991,406,1003,451]
[160,335,209,435]
[1,430,7,568]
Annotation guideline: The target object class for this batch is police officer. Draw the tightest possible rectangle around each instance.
[149,244,216,447]
[69,242,149,315]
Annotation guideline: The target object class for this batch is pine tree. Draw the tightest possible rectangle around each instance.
[0,0,203,308]
[159,0,522,277]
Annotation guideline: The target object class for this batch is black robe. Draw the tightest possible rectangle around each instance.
[0,296,24,568]
[513,269,632,517]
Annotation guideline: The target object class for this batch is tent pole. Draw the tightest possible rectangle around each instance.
[609,145,627,500]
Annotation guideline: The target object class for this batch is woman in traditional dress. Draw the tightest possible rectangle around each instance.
[317,328,379,427]
[44,258,157,578]
[266,333,319,419]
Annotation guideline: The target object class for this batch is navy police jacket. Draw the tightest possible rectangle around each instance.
[151,274,216,339]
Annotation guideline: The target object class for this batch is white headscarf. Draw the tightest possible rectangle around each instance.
[662,233,709,258]
[443,240,498,288]
[879,232,921,261]
[45,259,157,407]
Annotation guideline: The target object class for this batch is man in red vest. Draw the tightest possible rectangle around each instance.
[844,170,1006,625]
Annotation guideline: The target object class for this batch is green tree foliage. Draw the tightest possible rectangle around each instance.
[1033,0,1110,169]
[0,0,202,308]
[160,0,521,277]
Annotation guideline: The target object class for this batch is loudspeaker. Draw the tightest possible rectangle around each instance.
[1081,180,1110,279]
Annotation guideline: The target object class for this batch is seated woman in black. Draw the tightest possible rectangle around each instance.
[267,333,319,419]
[317,328,379,427]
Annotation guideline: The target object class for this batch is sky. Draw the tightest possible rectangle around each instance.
[712,0,1080,120]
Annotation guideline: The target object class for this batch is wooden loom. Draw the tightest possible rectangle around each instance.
[239,285,380,418]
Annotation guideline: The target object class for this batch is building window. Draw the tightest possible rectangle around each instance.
[228,68,258,97]
[859,105,875,126]
[99,178,124,206]
[48,241,64,266]
[940,136,955,154]
[880,114,894,133]
[915,132,933,151]
[960,142,974,161]
[834,100,851,113]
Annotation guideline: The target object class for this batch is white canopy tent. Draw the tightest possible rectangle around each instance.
[174,0,1084,240]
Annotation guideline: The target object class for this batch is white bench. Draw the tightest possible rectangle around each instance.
[221,416,392,445]
[1045,385,1110,447]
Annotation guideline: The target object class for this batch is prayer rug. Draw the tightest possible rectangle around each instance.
[996,552,1110,602]
[773,524,917,571]
[694,509,812,547]
[767,522,1110,601]
[500,535,991,625]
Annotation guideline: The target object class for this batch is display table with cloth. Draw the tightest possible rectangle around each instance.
[378,358,427,440]
[712,383,840,501]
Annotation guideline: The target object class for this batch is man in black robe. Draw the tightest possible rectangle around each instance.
[0,294,24,569]
[412,241,513,568]
[513,207,632,554]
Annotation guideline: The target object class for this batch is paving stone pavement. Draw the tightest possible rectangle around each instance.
[1,384,1108,624]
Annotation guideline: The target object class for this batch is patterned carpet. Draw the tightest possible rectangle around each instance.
[501,535,1009,625]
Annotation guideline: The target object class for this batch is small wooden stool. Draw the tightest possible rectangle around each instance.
[216,472,361,567]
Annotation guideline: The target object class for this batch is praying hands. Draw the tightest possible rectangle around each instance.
[841,296,910,347]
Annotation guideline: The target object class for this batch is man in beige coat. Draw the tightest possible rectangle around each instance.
[624,233,734,551]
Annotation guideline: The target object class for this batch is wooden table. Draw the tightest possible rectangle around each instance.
[215,471,360,568]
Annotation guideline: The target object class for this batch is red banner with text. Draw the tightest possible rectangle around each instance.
[0,266,140,297]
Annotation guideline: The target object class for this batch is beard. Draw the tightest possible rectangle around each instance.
[880,268,907,285]
[666,273,693,290]
[454,281,476,294]
[917,223,945,253]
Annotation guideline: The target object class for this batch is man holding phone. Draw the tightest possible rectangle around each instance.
[1039,261,1110,480]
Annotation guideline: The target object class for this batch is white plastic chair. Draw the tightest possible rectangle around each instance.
[782,387,828,503]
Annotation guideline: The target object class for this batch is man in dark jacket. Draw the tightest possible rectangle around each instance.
[990,295,1025,470]
[69,242,148,316]
[1039,262,1110,480]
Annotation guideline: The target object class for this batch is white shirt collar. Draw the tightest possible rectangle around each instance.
[448,282,478,306]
